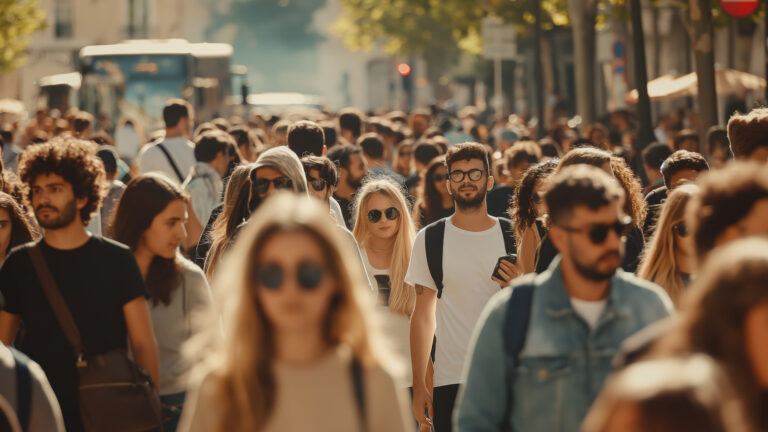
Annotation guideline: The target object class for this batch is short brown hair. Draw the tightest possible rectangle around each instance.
[445,142,490,174]
[727,107,768,159]
[660,150,709,189]
[545,165,625,226]
[688,162,768,262]
[557,147,612,171]
[673,129,698,151]
[18,136,107,225]
[504,141,541,171]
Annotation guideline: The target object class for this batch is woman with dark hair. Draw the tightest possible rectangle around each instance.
[413,156,454,228]
[0,193,36,263]
[652,238,768,430]
[110,174,213,432]
[508,160,557,274]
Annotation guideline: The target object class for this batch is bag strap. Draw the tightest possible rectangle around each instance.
[497,217,517,255]
[156,142,184,183]
[350,357,367,432]
[26,245,87,362]
[11,348,31,432]
[501,277,536,430]
[424,219,447,298]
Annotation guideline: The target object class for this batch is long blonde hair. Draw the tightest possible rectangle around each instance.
[638,184,699,305]
[352,178,417,316]
[198,194,377,431]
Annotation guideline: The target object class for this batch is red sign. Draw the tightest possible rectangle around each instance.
[397,63,412,77]
[719,0,759,17]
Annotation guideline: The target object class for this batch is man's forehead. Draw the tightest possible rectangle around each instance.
[450,158,484,170]
[33,173,68,186]
[570,203,623,223]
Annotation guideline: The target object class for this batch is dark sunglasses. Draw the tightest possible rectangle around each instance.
[559,215,633,245]
[255,262,325,291]
[531,192,543,205]
[674,222,689,237]
[253,176,293,194]
[449,169,486,183]
[432,173,448,182]
[368,207,400,223]
[308,177,328,192]
[399,150,413,157]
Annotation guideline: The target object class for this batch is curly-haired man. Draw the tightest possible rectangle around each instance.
[0,136,159,432]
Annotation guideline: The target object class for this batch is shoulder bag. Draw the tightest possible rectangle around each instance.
[27,244,162,432]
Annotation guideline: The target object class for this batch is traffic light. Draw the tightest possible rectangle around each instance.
[398,63,413,110]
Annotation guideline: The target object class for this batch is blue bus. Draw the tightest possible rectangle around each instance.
[79,39,241,131]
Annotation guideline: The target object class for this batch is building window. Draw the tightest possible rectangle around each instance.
[54,0,72,39]
[127,0,149,38]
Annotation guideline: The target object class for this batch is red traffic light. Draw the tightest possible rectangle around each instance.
[397,63,412,76]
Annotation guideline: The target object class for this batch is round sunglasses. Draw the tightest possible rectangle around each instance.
[558,215,633,245]
[432,172,448,182]
[674,222,689,237]
[367,207,400,223]
[255,262,325,291]
[307,176,328,192]
[253,176,293,195]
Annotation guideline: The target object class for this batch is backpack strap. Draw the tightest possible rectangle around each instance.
[350,357,367,432]
[156,142,185,183]
[424,218,447,299]
[497,217,517,255]
[11,348,31,432]
[501,275,536,430]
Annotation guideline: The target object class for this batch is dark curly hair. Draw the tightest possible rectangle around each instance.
[509,160,558,242]
[610,156,647,227]
[18,136,107,225]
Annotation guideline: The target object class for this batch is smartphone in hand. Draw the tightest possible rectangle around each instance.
[492,254,517,281]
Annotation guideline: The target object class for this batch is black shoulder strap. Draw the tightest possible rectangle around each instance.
[497,217,517,255]
[424,219,447,299]
[11,348,31,432]
[156,142,184,183]
[350,357,367,432]
[501,276,536,431]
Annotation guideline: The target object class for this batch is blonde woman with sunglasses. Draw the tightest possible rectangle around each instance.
[638,184,699,306]
[179,194,411,432]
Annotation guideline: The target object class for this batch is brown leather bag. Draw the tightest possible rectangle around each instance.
[28,244,163,432]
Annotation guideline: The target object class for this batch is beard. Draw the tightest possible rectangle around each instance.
[36,198,78,230]
[451,182,487,210]
[347,175,364,191]
[570,245,622,282]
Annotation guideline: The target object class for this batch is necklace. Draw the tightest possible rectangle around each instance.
[369,245,390,253]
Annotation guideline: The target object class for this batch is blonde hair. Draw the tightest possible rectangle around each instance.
[352,178,417,316]
[196,194,377,431]
[638,184,699,305]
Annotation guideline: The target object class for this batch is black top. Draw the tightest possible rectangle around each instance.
[0,237,149,432]
[643,186,668,239]
[486,185,516,219]
[193,202,223,268]
[417,205,455,228]
[334,195,354,230]
[373,275,391,306]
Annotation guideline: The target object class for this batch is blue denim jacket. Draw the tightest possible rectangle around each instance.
[455,256,673,432]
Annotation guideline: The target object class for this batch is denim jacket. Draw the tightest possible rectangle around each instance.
[455,256,673,432]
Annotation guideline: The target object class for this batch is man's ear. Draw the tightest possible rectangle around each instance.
[487,174,495,190]
[75,196,88,211]
[322,145,327,156]
[549,225,567,254]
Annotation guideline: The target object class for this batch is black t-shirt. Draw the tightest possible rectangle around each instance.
[0,237,149,432]
[194,202,223,268]
[643,186,668,239]
[486,185,516,218]
[334,195,354,230]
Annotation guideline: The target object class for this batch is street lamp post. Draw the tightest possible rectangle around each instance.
[630,0,653,151]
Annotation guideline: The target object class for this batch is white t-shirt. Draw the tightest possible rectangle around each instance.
[570,298,607,331]
[405,217,506,387]
[137,136,196,184]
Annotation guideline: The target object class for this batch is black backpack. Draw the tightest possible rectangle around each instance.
[424,217,516,298]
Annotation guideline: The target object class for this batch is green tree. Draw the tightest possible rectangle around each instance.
[0,0,46,73]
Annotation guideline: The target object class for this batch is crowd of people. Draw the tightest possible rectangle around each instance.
[0,97,766,432]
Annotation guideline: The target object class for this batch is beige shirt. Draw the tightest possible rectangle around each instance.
[179,345,412,432]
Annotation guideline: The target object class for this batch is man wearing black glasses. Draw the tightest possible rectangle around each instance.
[407,142,519,432]
[456,165,672,432]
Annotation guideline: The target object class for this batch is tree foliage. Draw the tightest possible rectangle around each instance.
[0,0,46,73]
